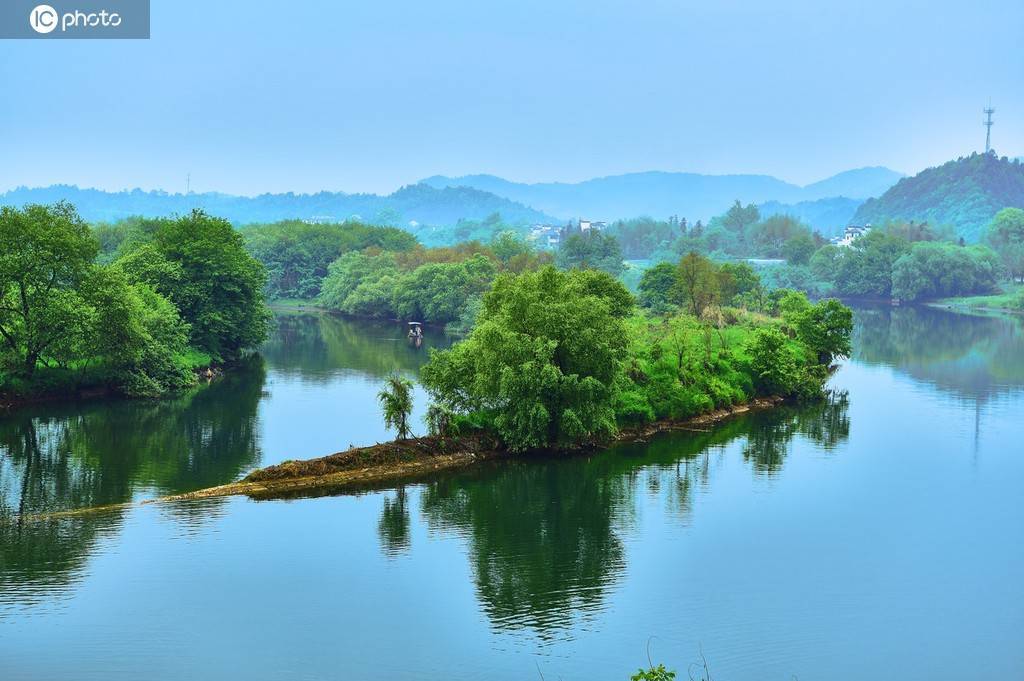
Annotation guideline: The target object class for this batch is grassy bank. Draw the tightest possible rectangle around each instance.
[268,298,323,311]
[0,348,214,409]
[932,284,1024,314]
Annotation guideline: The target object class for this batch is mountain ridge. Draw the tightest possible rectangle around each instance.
[0,183,557,227]
[853,153,1024,241]
[421,167,902,222]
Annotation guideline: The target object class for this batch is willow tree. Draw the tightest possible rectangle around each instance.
[421,266,633,451]
[378,374,414,440]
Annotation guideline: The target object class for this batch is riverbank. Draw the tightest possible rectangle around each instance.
[0,351,218,411]
[930,285,1023,315]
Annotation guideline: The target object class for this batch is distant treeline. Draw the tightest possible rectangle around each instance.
[0,183,553,228]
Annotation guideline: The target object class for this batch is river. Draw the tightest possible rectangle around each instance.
[1,306,1022,679]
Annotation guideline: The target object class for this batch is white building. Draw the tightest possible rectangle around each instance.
[528,223,563,249]
[830,225,872,248]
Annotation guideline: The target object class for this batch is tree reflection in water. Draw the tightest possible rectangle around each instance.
[0,358,266,604]
[378,486,412,557]
[262,312,450,381]
[853,305,1024,401]
[400,392,850,638]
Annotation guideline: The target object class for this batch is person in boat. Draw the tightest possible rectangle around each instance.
[407,322,423,338]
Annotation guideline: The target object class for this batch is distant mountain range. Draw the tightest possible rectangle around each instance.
[1,166,903,232]
[0,183,556,226]
[421,167,903,222]
[853,153,1024,241]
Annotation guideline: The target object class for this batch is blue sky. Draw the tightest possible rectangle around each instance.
[1,0,1022,195]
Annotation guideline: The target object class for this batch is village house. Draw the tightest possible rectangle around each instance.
[830,225,872,248]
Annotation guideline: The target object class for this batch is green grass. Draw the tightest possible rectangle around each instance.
[178,348,213,369]
[2,346,213,400]
[268,298,320,309]
[935,283,1024,312]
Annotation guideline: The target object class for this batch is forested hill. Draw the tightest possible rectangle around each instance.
[0,183,556,227]
[421,167,902,221]
[758,197,864,236]
[853,153,1024,242]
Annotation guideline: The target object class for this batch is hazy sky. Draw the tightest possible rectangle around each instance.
[1,0,1022,195]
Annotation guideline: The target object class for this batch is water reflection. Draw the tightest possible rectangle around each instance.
[378,486,412,557]
[854,305,1024,400]
[410,393,851,637]
[262,312,448,380]
[0,360,265,602]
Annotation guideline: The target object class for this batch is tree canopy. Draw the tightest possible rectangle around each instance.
[986,207,1024,282]
[0,202,98,375]
[120,210,270,361]
[421,267,633,451]
[556,231,625,276]
[0,202,197,395]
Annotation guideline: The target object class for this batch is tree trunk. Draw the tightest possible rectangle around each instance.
[23,351,38,378]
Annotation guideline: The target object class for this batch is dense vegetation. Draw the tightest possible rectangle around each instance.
[0,203,269,398]
[986,207,1024,282]
[420,258,851,452]
[556,230,626,275]
[854,153,1024,242]
[317,234,552,328]
[590,202,822,265]
[241,220,416,299]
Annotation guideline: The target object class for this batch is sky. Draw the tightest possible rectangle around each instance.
[1,0,1022,196]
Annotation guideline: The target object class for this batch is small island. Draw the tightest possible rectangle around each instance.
[159,259,852,502]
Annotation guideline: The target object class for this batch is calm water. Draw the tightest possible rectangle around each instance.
[1,307,1022,680]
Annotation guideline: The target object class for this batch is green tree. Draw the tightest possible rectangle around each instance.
[891,242,1001,301]
[556,232,624,276]
[241,220,415,299]
[986,207,1024,282]
[490,230,532,264]
[378,374,415,439]
[746,214,811,257]
[782,233,817,265]
[0,202,98,376]
[832,230,909,298]
[673,252,719,317]
[722,200,760,234]
[746,327,798,395]
[122,210,270,361]
[638,262,678,310]
[317,251,400,315]
[717,261,761,301]
[391,255,496,323]
[421,267,632,451]
[794,298,854,365]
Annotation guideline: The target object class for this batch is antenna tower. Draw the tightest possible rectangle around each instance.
[983,104,995,154]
